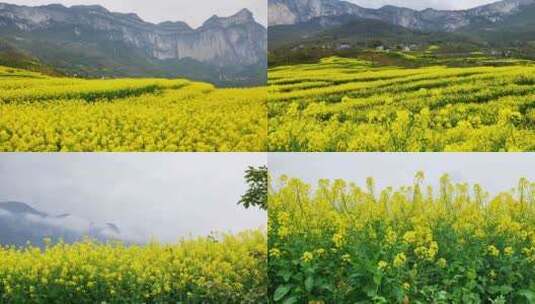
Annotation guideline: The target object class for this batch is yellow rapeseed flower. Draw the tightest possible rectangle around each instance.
[393,253,407,268]
[487,245,500,257]
[302,251,314,263]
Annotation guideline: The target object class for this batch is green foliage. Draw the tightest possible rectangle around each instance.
[239,166,268,210]
[0,32,265,87]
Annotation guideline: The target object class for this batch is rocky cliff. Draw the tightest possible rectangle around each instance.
[268,0,535,32]
[0,3,267,86]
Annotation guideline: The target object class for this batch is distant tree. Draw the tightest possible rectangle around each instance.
[238,166,267,210]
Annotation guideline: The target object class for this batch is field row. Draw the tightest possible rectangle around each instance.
[0,67,267,152]
[268,57,535,151]
[1,59,535,152]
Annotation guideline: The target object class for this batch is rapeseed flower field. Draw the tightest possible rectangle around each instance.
[269,173,535,303]
[0,66,266,152]
[0,231,266,303]
[269,57,535,152]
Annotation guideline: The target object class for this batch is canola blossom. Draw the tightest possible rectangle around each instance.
[268,57,535,152]
[0,231,266,303]
[0,66,267,152]
[269,173,535,303]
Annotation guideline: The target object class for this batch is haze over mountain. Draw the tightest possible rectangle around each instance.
[0,201,122,247]
[0,2,267,86]
[0,154,267,244]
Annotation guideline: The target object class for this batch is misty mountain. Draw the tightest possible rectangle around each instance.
[0,201,122,248]
[0,3,267,86]
[269,0,535,32]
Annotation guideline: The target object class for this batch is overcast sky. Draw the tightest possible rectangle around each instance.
[270,153,535,197]
[6,0,267,27]
[348,0,499,10]
[0,153,266,243]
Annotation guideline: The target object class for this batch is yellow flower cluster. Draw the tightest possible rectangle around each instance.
[0,66,267,151]
[302,251,314,263]
[414,241,439,261]
[268,57,535,152]
[393,253,407,268]
[0,230,266,303]
[378,260,389,270]
[487,245,501,257]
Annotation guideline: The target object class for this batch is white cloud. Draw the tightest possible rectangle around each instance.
[25,213,89,234]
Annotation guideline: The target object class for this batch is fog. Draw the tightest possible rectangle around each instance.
[0,153,266,243]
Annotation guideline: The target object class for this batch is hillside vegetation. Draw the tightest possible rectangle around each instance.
[0,66,266,152]
[268,57,535,152]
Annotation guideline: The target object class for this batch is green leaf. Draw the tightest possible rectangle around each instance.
[373,272,383,286]
[364,283,377,297]
[518,290,535,304]
[305,276,314,292]
[278,270,292,282]
[274,285,291,302]
[282,296,299,304]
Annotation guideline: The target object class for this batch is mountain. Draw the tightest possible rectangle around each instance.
[268,0,535,32]
[268,0,535,63]
[0,3,267,86]
[460,2,535,46]
[0,201,122,247]
[268,14,476,50]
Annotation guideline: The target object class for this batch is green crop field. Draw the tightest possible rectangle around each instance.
[268,57,535,152]
[0,66,267,152]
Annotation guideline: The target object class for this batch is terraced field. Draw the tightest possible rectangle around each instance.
[268,57,535,152]
[0,66,267,152]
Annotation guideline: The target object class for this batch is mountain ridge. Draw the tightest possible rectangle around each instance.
[268,0,535,32]
[0,3,259,30]
[0,201,123,247]
[268,0,535,64]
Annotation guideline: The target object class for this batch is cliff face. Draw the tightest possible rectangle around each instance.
[0,3,267,86]
[268,0,535,32]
